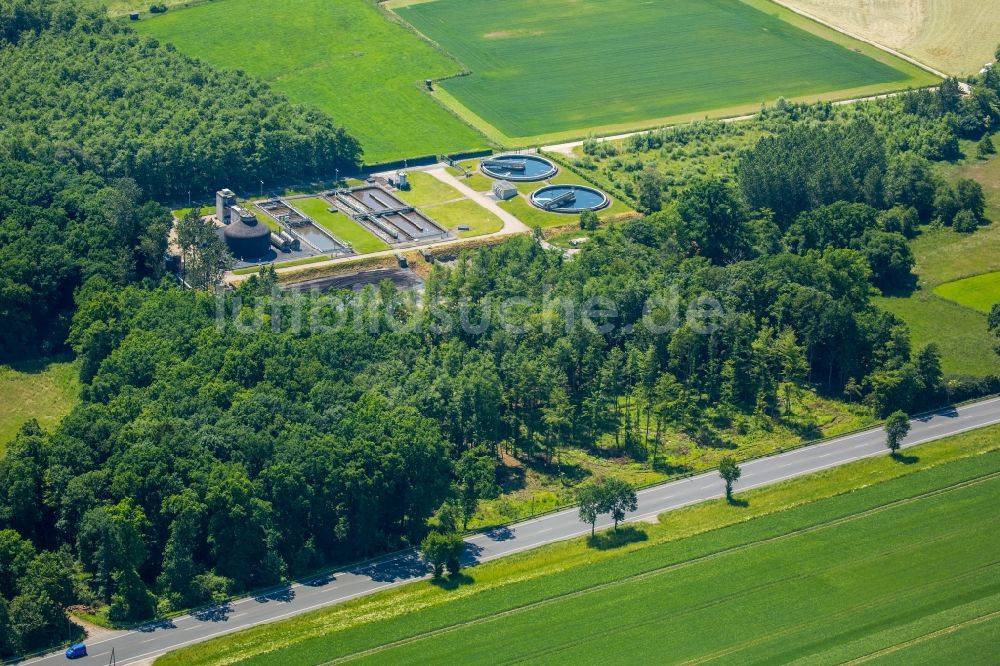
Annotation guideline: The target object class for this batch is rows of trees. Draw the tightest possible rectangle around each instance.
[0,0,361,361]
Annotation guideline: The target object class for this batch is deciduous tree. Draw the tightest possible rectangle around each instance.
[885,411,911,455]
[719,456,742,503]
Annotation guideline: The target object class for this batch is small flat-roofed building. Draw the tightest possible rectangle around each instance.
[493,180,517,201]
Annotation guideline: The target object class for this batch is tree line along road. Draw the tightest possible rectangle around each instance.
[25,396,1000,666]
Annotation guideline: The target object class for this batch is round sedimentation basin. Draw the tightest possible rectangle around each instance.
[480,154,558,182]
[530,184,610,214]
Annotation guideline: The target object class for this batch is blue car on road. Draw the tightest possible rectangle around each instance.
[65,643,87,659]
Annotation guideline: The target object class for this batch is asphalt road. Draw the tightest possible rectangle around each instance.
[27,397,1000,666]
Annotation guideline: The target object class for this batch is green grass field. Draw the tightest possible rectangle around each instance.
[157,425,1000,666]
[396,0,933,143]
[395,172,503,237]
[0,358,79,455]
[428,200,504,237]
[397,172,465,208]
[294,197,390,254]
[445,161,494,193]
[936,272,1000,314]
[133,0,487,164]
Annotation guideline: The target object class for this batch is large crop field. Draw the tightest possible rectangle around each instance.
[396,0,935,143]
[132,0,487,164]
[159,427,1000,666]
[779,0,1000,75]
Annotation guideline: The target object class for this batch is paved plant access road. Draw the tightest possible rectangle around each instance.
[26,397,1000,666]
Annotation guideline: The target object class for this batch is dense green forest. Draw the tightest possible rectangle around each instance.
[0,0,360,361]
[2,0,1000,657]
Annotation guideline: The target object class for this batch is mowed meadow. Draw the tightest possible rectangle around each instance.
[133,0,487,163]
[397,0,930,141]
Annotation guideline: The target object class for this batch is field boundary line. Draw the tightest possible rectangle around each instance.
[842,608,1000,664]
[674,565,1000,665]
[766,0,949,78]
[511,543,1000,666]
[314,469,1000,665]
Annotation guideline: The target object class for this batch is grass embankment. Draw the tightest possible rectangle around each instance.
[133,0,487,163]
[396,0,932,145]
[157,423,1000,666]
[397,172,504,237]
[294,197,390,254]
[231,255,331,276]
[875,143,1000,376]
[0,357,79,454]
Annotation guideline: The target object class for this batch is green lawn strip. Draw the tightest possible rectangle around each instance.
[0,357,79,454]
[498,194,572,229]
[908,225,1000,289]
[445,162,494,193]
[157,425,1000,666]
[422,200,503,237]
[398,0,930,142]
[232,255,330,276]
[935,271,1000,314]
[294,197,390,254]
[396,172,465,208]
[133,0,487,163]
[170,207,195,221]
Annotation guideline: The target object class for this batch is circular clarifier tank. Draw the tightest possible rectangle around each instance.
[530,184,610,214]
[480,154,558,181]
